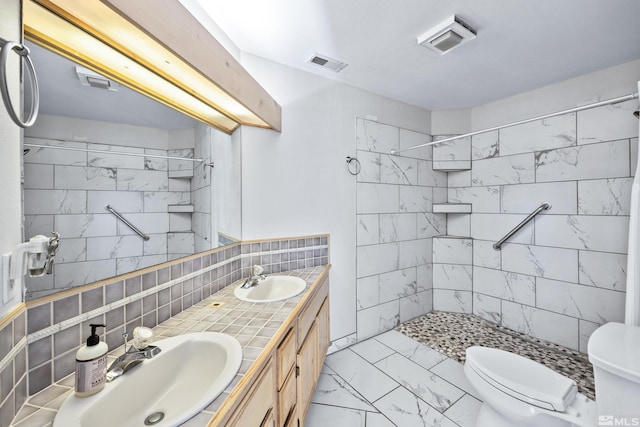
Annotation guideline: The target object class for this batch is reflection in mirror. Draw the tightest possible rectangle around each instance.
[22,42,242,301]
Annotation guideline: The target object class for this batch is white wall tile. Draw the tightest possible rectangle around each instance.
[115,213,170,235]
[448,186,500,213]
[535,139,630,182]
[56,238,86,263]
[356,300,400,340]
[433,289,472,314]
[379,268,417,303]
[144,149,168,171]
[631,138,638,176]
[471,213,534,245]
[578,177,633,215]
[448,170,471,188]
[381,154,417,185]
[356,243,399,277]
[116,255,168,275]
[24,164,53,189]
[399,186,432,213]
[417,213,446,238]
[144,233,168,256]
[447,214,471,237]
[579,319,600,354]
[499,113,576,156]
[535,214,629,253]
[167,232,195,254]
[54,260,116,288]
[433,264,472,291]
[168,149,194,171]
[433,137,471,161]
[355,150,381,183]
[168,177,191,192]
[473,292,502,324]
[472,154,535,186]
[501,182,577,214]
[356,275,379,310]
[473,240,501,269]
[356,183,399,214]
[501,244,579,283]
[379,213,417,243]
[55,214,116,238]
[433,187,448,204]
[536,278,625,324]
[400,290,432,323]
[471,130,499,160]
[117,169,169,192]
[400,128,431,160]
[501,301,579,349]
[143,191,190,213]
[24,139,87,166]
[578,250,627,291]
[55,165,117,190]
[86,235,144,260]
[418,160,447,187]
[433,237,472,264]
[474,266,535,305]
[24,215,54,238]
[398,239,431,269]
[578,99,639,145]
[416,263,433,292]
[168,212,191,232]
[88,191,143,214]
[87,144,145,169]
[24,189,87,215]
[357,214,380,246]
[356,119,399,153]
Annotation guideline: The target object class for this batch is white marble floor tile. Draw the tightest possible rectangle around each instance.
[312,372,377,411]
[430,358,481,400]
[374,353,465,412]
[444,394,483,427]
[373,386,458,427]
[305,403,367,427]
[324,349,399,403]
[374,330,448,369]
[366,412,396,427]
[350,338,396,364]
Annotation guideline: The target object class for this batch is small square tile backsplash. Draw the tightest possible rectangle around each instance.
[16,234,328,402]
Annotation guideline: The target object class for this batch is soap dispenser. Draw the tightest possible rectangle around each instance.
[75,324,108,397]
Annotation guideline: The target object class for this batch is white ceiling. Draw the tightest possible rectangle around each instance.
[195,0,640,110]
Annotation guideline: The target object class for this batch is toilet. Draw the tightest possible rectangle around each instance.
[464,322,640,427]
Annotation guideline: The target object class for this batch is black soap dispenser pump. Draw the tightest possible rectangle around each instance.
[75,324,108,397]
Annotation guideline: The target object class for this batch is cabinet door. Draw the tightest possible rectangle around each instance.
[316,298,329,377]
[297,319,318,426]
[228,360,275,427]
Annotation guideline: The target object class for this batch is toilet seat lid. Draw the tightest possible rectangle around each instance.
[466,346,577,411]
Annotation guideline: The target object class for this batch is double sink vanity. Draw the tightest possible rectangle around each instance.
[20,265,330,427]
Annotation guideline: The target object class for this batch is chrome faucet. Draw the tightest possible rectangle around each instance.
[241,265,266,288]
[106,329,161,382]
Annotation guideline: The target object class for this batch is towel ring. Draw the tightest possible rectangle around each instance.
[0,38,39,128]
[346,156,361,176]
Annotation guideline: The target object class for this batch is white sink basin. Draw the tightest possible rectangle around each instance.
[234,275,307,303]
[54,332,242,427]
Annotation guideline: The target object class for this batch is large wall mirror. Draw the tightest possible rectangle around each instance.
[23,42,242,300]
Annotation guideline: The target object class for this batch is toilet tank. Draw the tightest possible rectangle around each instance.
[588,322,640,420]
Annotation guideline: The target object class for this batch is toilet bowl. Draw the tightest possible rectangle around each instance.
[464,346,597,427]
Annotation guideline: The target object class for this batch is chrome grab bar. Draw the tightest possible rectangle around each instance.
[493,202,551,251]
[105,205,150,241]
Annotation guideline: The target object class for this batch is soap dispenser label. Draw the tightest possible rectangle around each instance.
[76,354,107,393]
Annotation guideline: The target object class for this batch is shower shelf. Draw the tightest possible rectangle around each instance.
[433,203,472,214]
[433,160,471,172]
[168,170,194,179]
[168,204,195,213]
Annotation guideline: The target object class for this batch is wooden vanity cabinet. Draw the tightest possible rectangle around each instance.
[227,360,275,427]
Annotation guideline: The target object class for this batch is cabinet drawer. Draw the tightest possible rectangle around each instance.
[297,276,328,350]
[277,327,296,389]
[278,367,297,427]
[228,360,274,427]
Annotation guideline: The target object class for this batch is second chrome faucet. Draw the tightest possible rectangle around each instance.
[106,326,161,382]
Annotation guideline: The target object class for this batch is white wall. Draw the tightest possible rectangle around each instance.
[239,53,431,342]
[0,0,24,317]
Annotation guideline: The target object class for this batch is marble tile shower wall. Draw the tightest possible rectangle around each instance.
[23,138,194,299]
[355,119,447,342]
[24,235,329,396]
[435,99,639,352]
[192,124,212,253]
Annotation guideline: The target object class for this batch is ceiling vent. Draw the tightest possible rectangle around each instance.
[417,15,476,54]
[75,66,119,91]
[307,53,348,73]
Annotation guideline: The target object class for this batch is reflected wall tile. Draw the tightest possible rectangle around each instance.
[400,290,432,323]
[56,238,86,263]
[400,128,432,160]
[168,212,191,232]
[418,160,447,187]
[433,136,471,161]
[356,119,399,153]
[501,181,577,214]
[24,215,54,238]
[535,139,629,182]
[578,99,639,145]
[379,213,416,243]
[501,301,579,349]
[144,149,168,171]
[448,170,471,188]
[448,186,500,213]
[399,186,431,213]
[24,139,87,166]
[578,177,633,215]
[117,169,168,192]
[417,212,446,238]
[433,289,472,314]
[116,255,168,276]
[356,243,399,278]
[578,250,627,291]
[356,300,400,341]
[472,153,535,186]
[55,165,116,190]
[55,214,116,238]
[357,214,379,246]
[355,150,381,183]
[167,233,195,254]
[168,149,194,171]
[535,214,629,253]
[379,268,417,303]
[54,260,116,288]
[473,240,501,269]
[471,130,499,160]
[88,191,143,214]
[88,144,145,169]
[87,236,144,261]
[356,183,399,214]
[536,278,625,324]
[447,214,470,237]
[473,266,535,305]
[501,244,579,283]
[631,138,638,175]
[381,154,417,185]
[471,214,534,245]
[433,264,472,291]
[24,190,86,215]
[118,213,169,235]
[433,237,472,264]
[24,164,54,189]
[473,292,502,324]
[356,275,379,310]
[433,187,448,204]
[499,113,576,156]
[398,239,431,269]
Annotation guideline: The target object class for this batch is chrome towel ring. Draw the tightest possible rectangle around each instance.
[0,38,39,128]
[346,156,361,176]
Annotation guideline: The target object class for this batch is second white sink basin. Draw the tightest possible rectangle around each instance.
[53,332,242,427]
[234,275,307,303]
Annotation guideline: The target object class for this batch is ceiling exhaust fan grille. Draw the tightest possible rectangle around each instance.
[307,53,348,72]
[417,15,477,54]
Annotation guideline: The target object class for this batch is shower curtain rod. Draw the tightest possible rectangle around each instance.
[23,138,212,166]
[390,92,639,155]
